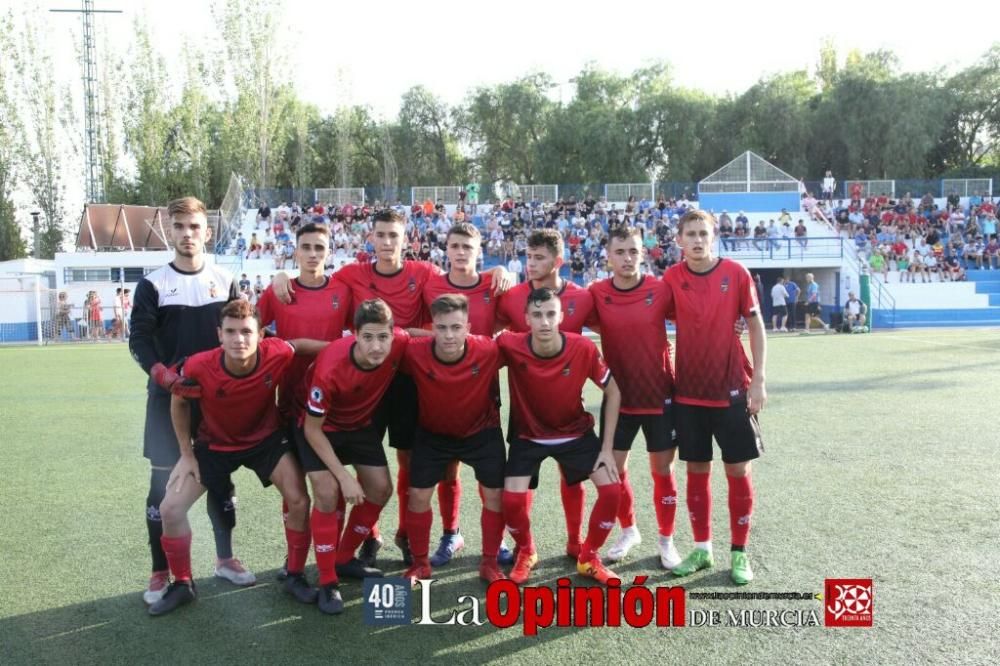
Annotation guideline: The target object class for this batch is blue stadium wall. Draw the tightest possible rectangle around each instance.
[698,192,800,213]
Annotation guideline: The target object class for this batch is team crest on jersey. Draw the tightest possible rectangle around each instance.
[645,290,654,306]
[519,361,528,372]
[426,369,436,380]
[332,295,341,310]
[263,373,274,389]
[407,277,417,293]
[721,277,730,293]
[681,281,692,291]
[566,300,576,316]
[208,281,218,298]
[604,295,613,305]
[310,387,323,404]
[483,292,490,304]
[562,362,571,376]
[471,363,480,376]
[216,387,226,398]
[368,282,378,292]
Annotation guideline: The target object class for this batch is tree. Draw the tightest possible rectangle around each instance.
[0,11,27,261]
[396,86,463,185]
[931,44,1000,171]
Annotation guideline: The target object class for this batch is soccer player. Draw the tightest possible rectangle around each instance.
[588,226,682,568]
[495,229,597,559]
[150,300,328,616]
[299,299,409,614]
[276,210,511,566]
[401,295,508,584]
[663,209,768,586]
[499,288,623,585]
[418,223,511,566]
[130,196,251,606]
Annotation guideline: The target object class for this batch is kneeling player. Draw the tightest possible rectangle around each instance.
[151,300,327,616]
[300,299,408,614]
[400,295,508,584]
[499,288,623,585]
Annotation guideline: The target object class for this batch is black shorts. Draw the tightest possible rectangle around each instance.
[505,431,603,486]
[294,424,387,472]
[374,373,418,450]
[143,390,202,468]
[673,397,763,464]
[772,305,787,317]
[410,427,506,490]
[806,302,821,316]
[613,405,677,453]
[194,430,290,501]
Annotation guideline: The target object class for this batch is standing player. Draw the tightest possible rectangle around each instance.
[130,197,251,606]
[300,300,409,613]
[803,272,831,332]
[499,288,623,585]
[276,210,511,566]
[150,300,328,615]
[419,223,511,566]
[495,229,597,559]
[401,295,508,584]
[588,226,681,569]
[663,209,768,586]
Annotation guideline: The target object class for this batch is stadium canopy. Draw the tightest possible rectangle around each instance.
[697,151,801,213]
[75,204,224,252]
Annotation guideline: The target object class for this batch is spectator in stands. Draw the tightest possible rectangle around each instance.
[843,292,867,332]
[507,252,523,284]
[257,200,271,232]
[767,220,782,251]
[753,220,768,251]
[570,250,585,282]
[255,275,264,292]
[794,220,808,251]
[869,247,889,280]
[273,239,287,269]
[822,171,836,202]
[719,214,734,250]
[946,190,960,212]
[984,237,1000,270]
[909,245,929,283]
[770,277,789,332]
[803,273,831,332]
[247,233,262,259]
[236,233,246,256]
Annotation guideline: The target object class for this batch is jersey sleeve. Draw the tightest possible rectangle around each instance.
[256,288,276,328]
[738,267,760,318]
[660,278,677,320]
[179,352,205,383]
[586,340,612,388]
[306,354,333,417]
[128,277,161,374]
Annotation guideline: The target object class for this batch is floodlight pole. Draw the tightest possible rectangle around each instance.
[50,1,122,204]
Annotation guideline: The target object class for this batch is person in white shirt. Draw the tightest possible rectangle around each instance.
[844,292,867,331]
[770,277,790,332]
[507,256,523,283]
[822,171,836,202]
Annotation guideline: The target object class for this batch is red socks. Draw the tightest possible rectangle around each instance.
[727,474,754,547]
[438,479,461,532]
[405,509,434,566]
[284,526,311,575]
[396,465,410,539]
[652,471,678,537]
[501,490,534,554]
[559,474,585,543]
[480,506,505,559]
[160,532,193,582]
[687,471,712,542]
[336,500,384,565]
[311,507,340,586]
[617,470,636,529]
[580,482,621,561]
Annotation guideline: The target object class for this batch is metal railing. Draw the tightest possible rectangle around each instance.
[716,236,844,260]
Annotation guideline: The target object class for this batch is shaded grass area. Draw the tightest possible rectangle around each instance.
[1,331,997,664]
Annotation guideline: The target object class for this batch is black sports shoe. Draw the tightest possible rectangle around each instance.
[394,533,413,566]
[283,573,318,604]
[318,583,344,615]
[148,580,196,616]
[359,535,383,568]
[276,557,288,581]
[335,557,384,579]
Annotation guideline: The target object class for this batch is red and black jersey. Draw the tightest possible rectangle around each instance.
[422,272,498,336]
[401,335,501,439]
[181,337,295,452]
[497,331,610,441]
[589,275,674,414]
[495,279,596,334]
[256,277,352,422]
[662,259,758,408]
[333,260,441,329]
[304,329,408,432]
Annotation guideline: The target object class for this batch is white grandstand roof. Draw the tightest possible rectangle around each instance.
[699,151,799,193]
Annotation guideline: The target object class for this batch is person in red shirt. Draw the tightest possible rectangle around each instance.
[150,300,328,616]
[419,223,512,566]
[400,295,507,584]
[299,299,409,614]
[662,209,768,586]
[495,229,598,559]
[499,288,623,586]
[588,226,681,569]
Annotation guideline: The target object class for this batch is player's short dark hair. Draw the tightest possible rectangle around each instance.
[373,209,405,226]
[354,298,394,330]
[168,196,207,219]
[677,209,716,234]
[219,299,261,328]
[608,225,642,245]
[527,229,563,257]
[430,294,469,319]
[446,222,481,243]
[296,221,330,241]
[525,287,559,312]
